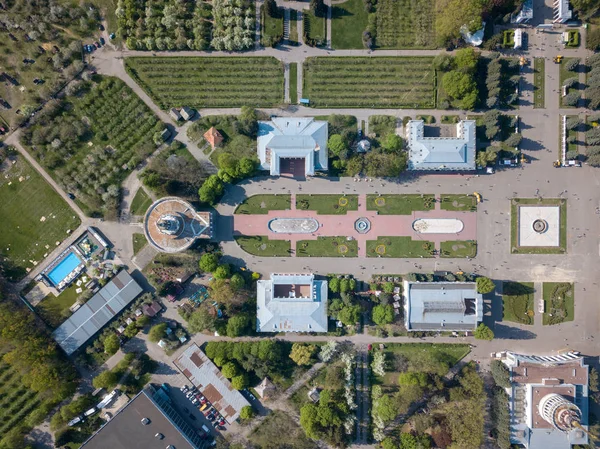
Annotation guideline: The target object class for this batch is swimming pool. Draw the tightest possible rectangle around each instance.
[47,252,82,286]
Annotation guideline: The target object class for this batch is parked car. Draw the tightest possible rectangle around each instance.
[100,37,105,45]
[109,33,116,39]
[191,398,198,405]
[207,413,216,421]
[99,24,105,31]
[181,385,189,393]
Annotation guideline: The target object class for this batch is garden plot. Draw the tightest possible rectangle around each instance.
[125,57,284,109]
[303,57,436,108]
[375,0,436,49]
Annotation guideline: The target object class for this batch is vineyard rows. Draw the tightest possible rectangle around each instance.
[376,0,436,49]
[125,57,284,108]
[303,57,436,108]
[0,362,42,436]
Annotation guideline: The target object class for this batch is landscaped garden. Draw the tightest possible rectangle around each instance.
[261,0,284,47]
[510,198,567,254]
[130,188,153,216]
[303,57,436,108]
[21,76,163,220]
[542,282,574,325]
[440,194,477,211]
[303,10,326,47]
[35,284,80,328]
[366,237,434,258]
[440,240,477,258]
[368,115,397,138]
[0,153,81,280]
[296,237,358,257]
[296,194,358,214]
[534,58,545,109]
[558,57,581,108]
[502,281,535,325]
[133,233,147,256]
[125,57,284,108]
[236,195,291,214]
[366,194,435,215]
[235,236,291,257]
[373,0,436,49]
[331,0,369,49]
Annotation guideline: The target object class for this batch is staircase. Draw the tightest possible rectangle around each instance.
[283,8,290,45]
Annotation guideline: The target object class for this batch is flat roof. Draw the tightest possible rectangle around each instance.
[173,344,250,424]
[81,386,205,449]
[52,270,143,355]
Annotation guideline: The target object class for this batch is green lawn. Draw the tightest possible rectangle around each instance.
[441,115,460,124]
[510,198,567,254]
[502,281,535,325]
[125,57,284,108]
[564,115,579,159]
[558,58,580,108]
[35,284,80,328]
[366,194,435,215]
[130,188,153,216]
[235,236,291,257]
[304,10,326,45]
[303,57,436,108]
[296,237,358,257]
[440,240,477,258]
[366,237,434,258]
[533,58,545,109]
[542,282,574,325]
[235,194,291,214]
[132,233,147,256]
[289,10,299,45]
[0,155,81,281]
[440,194,477,211]
[296,194,358,214]
[262,6,284,47]
[331,0,369,49]
[289,63,298,104]
[368,115,397,138]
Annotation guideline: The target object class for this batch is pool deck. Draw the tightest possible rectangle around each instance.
[233,194,476,257]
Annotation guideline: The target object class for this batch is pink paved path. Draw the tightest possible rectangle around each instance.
[234,195,477,257]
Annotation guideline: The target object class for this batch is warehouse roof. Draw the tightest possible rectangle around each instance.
[52,271,143,355]
[173,344,250,424]
[256,274,328,333]
[403,281,482,331]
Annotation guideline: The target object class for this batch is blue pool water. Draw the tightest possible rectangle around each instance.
[47,252,82,286]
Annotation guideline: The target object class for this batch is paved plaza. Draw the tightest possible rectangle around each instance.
[518,205,560,247]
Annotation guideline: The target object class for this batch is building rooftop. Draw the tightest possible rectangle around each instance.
[257,117,328,176]
[173,344,250,424]
[204,126,223,148]
[81,385,206,449]
[256,273,328,333]
[406,120,476,171]
[52,270,143,355]
[403,281,483,331]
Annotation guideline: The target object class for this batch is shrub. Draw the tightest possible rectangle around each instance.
[240,405,255,420]
[476,277,495,294]
[565,58,580,72]
[474,323,494,340]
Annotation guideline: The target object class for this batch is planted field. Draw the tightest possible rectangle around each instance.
[366,194,435,215]
[235,236,291,257]
[366,236,434,258]
[296,194,358,214]
[0,155,80,281]
[542,282,574,325]
[502,281,535,325]
[125,57,284,109]
[375,0,436,49]
[0,361,44,437]
[235,194,291,214]
[440,240,477,258]
[303,57,436,108]
[331,0,369,49]
[440,194,477,211]
[296,237,358,257]
[533,58,545,109]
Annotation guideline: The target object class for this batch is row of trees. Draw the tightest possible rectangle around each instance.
[586,54,600,110]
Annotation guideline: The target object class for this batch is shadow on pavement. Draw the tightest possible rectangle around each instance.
[492,322,537,340]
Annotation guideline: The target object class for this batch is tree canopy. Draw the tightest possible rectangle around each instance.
[476,276,495,294]
[474,323,494,341]
[372,304,394,325]
[435,0,484,45]
[290,343,317,366]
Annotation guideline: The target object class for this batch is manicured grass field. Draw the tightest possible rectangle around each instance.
[289,63,298,104]
[542,282,574,325]
[331,0,369,49]
[296,194,358,214]
[502,281,535,325]
[366,237,434,258]
[510,198,567,254]
[303,57,436,108]
[235,194,291,214]
[375,0,436,49]
[533,58,545,109]
[296,237,358,257]
[368,115,397,138]
[0,155,80,280]
[35,284,79,328]
[558,58,580,108]
[132,233,147,256]
[130,188,153,216]
[289,10,299,45]
[125,57,284,108]
[235,236,291,257]
[440,194,477,211]
[0,361,48,437]
[440,240,477,258]
[262,6,284,47]
[304,10,326,45]
[366,194,435,215]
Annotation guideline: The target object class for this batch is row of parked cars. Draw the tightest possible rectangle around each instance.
[84,37,106,53]
[181,385,227,431]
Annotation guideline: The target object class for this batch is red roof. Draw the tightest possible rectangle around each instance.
[203,127,224,148]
